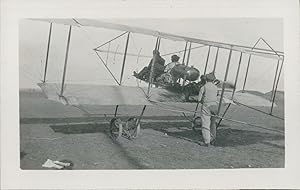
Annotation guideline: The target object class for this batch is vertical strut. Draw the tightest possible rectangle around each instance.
[155,37,160,50]
[270,56,284,114]
[182,41,188,64]
[60,25,72,97]
[270,59,280,101]
[193,102,200,118]
[186,42,192,66]
[120,32,130,85]
[147,37,160,96]
[43,22,53,83]
[242,54,252,92]
[182,42,192,86]
[217,49,233,115]
[114,105,119,117]
[157,38,161,51]
[204,46,211,75]
[137,105,147,126]
[232,52,243,98]
[213,47,219,73]
[217,103,232,128]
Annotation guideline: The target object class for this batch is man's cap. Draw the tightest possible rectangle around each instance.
[171,54,180,61]
[205,72,216,81]
[200,75,206,80]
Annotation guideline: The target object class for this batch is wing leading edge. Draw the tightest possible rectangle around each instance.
[31,18,283,60]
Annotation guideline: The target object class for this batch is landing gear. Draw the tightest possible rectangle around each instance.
[109,117,141,140]
[109,117,123,139]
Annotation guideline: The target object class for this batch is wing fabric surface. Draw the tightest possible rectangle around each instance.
[38,83,193,106]
[38,83,275,108]
[38,83,152,105]
[223,91,277,107]
[38,83,234,106]
[31,18,283,60]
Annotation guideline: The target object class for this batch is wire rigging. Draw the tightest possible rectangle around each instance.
[242,59,276,91]
[147,99,283,134]
[31,21,284,137]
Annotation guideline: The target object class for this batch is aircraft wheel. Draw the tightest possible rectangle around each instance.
[124,117,140,139]
[192,116,202,132]
[109,117,123,140]
[163,73,173,84]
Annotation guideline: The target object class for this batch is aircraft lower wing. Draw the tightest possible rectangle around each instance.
[38,83,188,106]
[38,83,274,108]
[223,91,277,107]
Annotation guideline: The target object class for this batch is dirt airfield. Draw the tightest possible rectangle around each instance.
[20,90,284,169]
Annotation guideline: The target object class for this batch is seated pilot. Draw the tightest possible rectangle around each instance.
[133,50,165,81]
[164,54,180,73]
[157,54,181,84]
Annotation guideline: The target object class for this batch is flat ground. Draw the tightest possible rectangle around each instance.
[20,90,284,169]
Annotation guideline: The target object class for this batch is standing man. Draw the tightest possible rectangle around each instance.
[197,72,218,146]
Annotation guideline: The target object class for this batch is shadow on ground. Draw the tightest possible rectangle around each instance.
[110,139,151,169]
[155,126,284,148]
[49,122,284,148]
[49,123,151,169]
[49,121,188,134]
[216,128,284,148]
[50,123,107,134]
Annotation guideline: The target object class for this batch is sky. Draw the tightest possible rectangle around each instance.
[19,18,284,93]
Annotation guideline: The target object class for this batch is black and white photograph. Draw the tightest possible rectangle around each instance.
[19,18,285,170]
[1,0,300,189]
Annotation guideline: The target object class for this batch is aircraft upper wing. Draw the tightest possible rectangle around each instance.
[31,18,283,60]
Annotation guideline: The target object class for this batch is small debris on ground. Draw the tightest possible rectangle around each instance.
[42,159,73,170]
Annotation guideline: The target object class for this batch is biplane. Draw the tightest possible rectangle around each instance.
[29,19,284,140]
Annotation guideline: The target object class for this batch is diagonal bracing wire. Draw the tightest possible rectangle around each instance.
[94,31,129,51]
[161,44,207,57]
[94,50,120,85]
[147,99,284,134]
